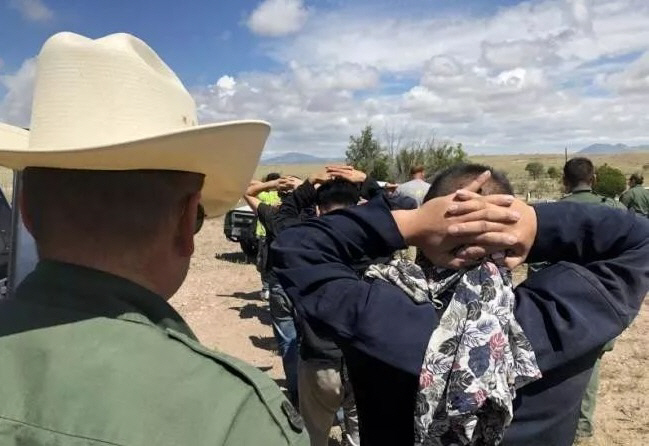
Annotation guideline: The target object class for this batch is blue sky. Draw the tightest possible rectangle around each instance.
[2,0,649,156]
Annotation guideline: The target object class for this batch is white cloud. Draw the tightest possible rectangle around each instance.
[481,38,562,71]
[0,58,36,127]
[9,0,54,22]
[4,0,649,156]
[565,0,594,34]
[247,0,309,37]
[290,61,380,92]
[215,75,236,94]
[230,0,649,154]
[603,50,649,94]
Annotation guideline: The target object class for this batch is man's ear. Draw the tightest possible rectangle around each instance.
[175,192,200,257]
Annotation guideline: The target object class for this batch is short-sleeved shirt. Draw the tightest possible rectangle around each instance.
[256,191,282,237]
[620,185,649,216]
[0,261,308,446]
[396,178,430,207]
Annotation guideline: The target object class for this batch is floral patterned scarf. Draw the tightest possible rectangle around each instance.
[365,259,541,446]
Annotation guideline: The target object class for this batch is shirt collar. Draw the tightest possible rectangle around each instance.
[15,260,197,339]
[570,186,593,194]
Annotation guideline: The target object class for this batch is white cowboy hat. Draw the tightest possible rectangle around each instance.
[0,123,28,149]
[0,32,270,217]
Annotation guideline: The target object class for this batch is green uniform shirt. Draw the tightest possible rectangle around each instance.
[0,261,308,446]
[620,185,649,216]
[560,186,627,209]
[256,191,282,237]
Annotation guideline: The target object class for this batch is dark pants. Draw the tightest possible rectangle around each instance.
[269,279,299,405]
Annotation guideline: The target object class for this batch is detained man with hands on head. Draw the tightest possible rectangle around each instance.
[272,165,649,446]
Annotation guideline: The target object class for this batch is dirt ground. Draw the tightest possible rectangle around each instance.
[171,217,648,446]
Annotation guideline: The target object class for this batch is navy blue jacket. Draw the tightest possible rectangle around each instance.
[272,198,649,446]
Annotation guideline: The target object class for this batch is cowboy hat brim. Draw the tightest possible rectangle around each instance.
[0,123,29,149]
[0,120,270,217]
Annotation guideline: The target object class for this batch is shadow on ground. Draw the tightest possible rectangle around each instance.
[250,335,277,352]
[214,252,251,264]
[229,303,272,326]
[217,291,260,301]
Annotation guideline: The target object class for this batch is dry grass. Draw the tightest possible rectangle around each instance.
[253,152,648,201]
[254,152,648,179]
[471,152,648,177]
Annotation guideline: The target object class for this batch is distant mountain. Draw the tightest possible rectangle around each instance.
[261,152,344,165]
[579,143,649,154]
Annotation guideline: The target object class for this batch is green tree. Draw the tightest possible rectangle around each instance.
[392,139,468,182]
[594,164,626,198]
[547,166,561,179]
[424,141,468,175]
[525,162,545,180]
[394,147,426,182]
[345,125,390,180]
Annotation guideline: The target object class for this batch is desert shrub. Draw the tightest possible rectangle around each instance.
[594,164,626,198]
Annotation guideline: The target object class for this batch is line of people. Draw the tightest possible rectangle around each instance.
[244,166,418,445]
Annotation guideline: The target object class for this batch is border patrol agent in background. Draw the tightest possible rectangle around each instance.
[561,158,627,210]
[0,32,307,446]
[620,172,649,217]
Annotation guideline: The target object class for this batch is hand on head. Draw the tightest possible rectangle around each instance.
[326,165,367,184]
[393,171,537,269]
[278,176,304,192]
[308,171,332,185]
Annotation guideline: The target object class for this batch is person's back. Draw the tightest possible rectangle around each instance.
[396,166,430,206]
[257,177,282,237]
[0,263,304,446]
[560,158,626,209]
[561,187,625,208]
[620,173,649,216]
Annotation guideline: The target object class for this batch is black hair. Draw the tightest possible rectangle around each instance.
[630,172,644,185]
[423,163,513,202]
[265,172,281,182]
[563,158,594,188]
[316,178,360,213]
